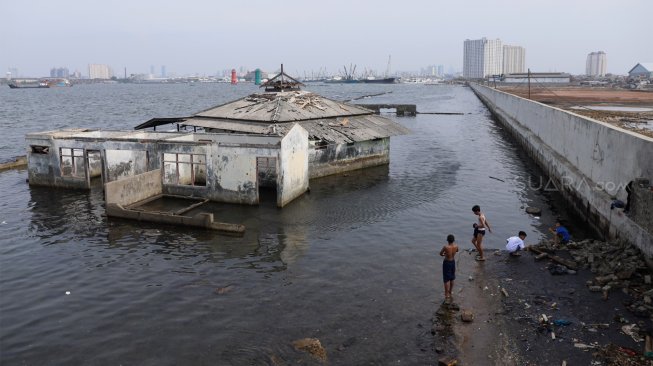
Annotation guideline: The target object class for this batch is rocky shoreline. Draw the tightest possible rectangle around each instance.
[434,239,653,365]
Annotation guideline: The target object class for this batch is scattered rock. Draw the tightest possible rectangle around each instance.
[461,309,474,322]
[621,324,644,343]
[525,207,542,215]
[292,338,327,361]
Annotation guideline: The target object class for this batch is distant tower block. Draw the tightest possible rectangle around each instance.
[255,68,262,85]
[231,69,237,84]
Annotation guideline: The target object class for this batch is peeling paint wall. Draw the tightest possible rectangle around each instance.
[105,169,162,206]
[309,138,390,178]
[26,130,311,207]
[278,124,309,207]
[27,136,91,189]
[471,83,653,257]
[106,149,148,182]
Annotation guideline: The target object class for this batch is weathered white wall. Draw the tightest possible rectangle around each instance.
[278,124,309,207]
[105,169,162,206]
[470,83,653,256]
[309,138,390,179]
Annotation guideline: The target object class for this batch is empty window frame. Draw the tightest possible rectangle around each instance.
[31,145,50,154]
[163,153,206,186]
[60,148,85,178]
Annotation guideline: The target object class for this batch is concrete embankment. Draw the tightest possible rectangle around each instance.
[470,83,653,258]
[0,156,27,172]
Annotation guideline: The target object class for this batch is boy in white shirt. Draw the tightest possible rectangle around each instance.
[506,231,528,256]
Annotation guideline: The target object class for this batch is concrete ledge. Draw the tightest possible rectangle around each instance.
[0,156,27,172]
[106,203,245,235]
[310,154,389,179]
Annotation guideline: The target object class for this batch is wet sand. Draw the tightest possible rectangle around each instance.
[437,247,652,365]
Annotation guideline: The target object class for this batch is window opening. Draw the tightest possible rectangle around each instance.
[60,148,85,178]
[163,153,206,186]
[31,145,49,154]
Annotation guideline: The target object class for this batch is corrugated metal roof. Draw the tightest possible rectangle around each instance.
[180,118,272,134]
[182,115,411,144]
[195,91,375,122]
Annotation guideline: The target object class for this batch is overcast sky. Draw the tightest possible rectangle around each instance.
[2,0,651,77]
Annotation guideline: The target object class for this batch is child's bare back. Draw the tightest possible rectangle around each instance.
[440,243,458,260]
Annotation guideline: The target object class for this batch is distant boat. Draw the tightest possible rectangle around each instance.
[45,78,73,87]
[359,77,396,84]
[8,82,50,89]
[8,78,72,89]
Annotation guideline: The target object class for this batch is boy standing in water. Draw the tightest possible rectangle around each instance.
[440,234,459,301]
[472,205,492,261]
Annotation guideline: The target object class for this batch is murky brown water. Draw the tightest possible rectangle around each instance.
[1,83,573,364]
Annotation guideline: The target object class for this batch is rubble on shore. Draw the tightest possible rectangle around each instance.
[531,238,652,320]
[515,238,653,365]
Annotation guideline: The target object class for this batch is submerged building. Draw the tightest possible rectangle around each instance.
[26,68,409,216]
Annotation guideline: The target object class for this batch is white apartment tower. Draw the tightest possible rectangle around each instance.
[502,45,526,74]
[586,51,607,77]
[88,64,112,79]
[463,38,503,79]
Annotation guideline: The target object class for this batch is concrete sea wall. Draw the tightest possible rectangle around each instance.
[470,84,653,257]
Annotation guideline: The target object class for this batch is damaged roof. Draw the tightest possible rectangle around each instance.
[181,114,410,144]
[195,91,377,122]
[180,90,410,143]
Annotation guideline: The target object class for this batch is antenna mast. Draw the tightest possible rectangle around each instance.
[385,55,392,77]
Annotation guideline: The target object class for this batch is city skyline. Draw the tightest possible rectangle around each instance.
[1,0,651,77]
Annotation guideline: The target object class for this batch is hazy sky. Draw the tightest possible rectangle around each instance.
[2,0,651,77]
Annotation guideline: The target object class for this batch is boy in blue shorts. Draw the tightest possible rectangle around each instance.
[440,234,459,300]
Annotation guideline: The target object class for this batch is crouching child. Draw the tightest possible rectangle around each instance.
[506,231,528,256]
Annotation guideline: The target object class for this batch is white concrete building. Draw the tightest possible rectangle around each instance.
[586,51,607,77]
[88,64,112,79]
[463,38,503,79]
[502,45,526,74]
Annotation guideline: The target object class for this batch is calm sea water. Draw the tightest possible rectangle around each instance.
[1,83,571,365]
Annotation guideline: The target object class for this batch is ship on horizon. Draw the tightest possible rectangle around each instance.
[8,78,72,89]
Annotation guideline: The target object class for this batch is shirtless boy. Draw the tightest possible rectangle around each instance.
[472,205,492,261]
[440,234,459,300]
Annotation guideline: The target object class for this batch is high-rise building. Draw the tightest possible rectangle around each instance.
[50,67,70,78]
[88,64,111,79]
[586,51,607,77]
[8,67,19,78]
[161,65,166,78]
[463,38,503,78]
[502,45,526,74]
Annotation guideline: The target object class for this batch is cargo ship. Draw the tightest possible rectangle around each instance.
[8,78,72,89]
[359,77,396,84]
[8,82,50,89]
